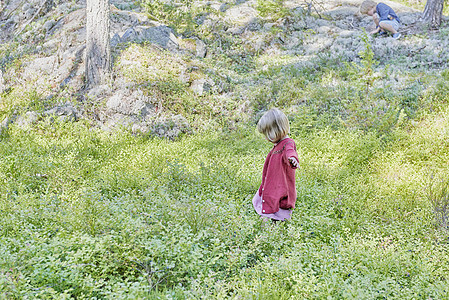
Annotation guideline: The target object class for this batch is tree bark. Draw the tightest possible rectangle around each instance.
[422,0,444,28]
[85,0,111,88]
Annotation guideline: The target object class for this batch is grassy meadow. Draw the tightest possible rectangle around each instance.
[2,0,449,298]
[2,109,449,298]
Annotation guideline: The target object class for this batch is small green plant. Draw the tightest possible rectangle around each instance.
[427,174,449,229]
[256,0,291,20]
[141,0,209,35]
[345,31,379,99]
[359,32,378,94]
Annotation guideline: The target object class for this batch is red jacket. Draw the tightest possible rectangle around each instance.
[258,137,299,214]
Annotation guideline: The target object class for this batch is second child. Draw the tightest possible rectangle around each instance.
[360,1,401,39]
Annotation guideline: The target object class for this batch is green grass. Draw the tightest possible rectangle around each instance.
[2,1,449,297]
[1,108,449,298]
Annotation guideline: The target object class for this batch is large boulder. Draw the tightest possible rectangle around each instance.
[105,89,155,120]
[120,25,179,51]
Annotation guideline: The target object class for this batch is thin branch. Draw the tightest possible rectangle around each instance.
[15,0,48,35]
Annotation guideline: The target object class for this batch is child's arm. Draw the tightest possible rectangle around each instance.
[370,27,381,34]
[370,13,381,34]
[288,157,299,169]
[285,142,300,169]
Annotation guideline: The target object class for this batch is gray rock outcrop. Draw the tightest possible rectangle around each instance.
[44,103,80,122]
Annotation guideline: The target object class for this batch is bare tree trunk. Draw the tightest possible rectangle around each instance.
[85,0,111,88]
[422,0,444,28]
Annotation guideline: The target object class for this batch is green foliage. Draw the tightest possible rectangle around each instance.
[256,0,292,20]
[427,174,449,229]
[141,0,209,35]
[2,113,449,298]
[117,44,207,116]
[345,31,380,99]
[0,41,29,74]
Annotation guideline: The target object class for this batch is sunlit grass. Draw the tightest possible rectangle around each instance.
[2,107,449,297]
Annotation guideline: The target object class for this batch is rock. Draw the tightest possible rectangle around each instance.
[190,79,214,96]
[121,25,179,51]
[264,23,276,31]
[225,6,258,26]
[151,115,190,140]
[219,3,230,12]
[106,89,155,119]
[43,20,56,32]
[339,30,357,38]
[111,6,148,27]
[324,7,359,20]
[111,33,121,47]
[121,27,138,42]
[304,35,334,54]
[199,19,215,33]
[131,123,150,135]
[195,38,207,58]
[13,15,20,24]
[16,111,39,127]
[314,18,331,27]
[25,8,35,19]
[227,26,245,35]
[292,20,307,31]
[103,114,139,130]
[44,104,80,122]
[43,39,58,50]
[247,18,263,31]
[399,12,421,26]
[25,56,57,76]
[88,85,111,99]
[191,79,206,95]
[22,3,31,11]
[317,25,333,34]
[141,26,179,50]
[246,33,267,53]
[179,37,207,57]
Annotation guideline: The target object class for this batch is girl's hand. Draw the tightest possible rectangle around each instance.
[288,157,299,169]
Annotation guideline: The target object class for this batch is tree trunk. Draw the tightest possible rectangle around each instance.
[85,0,111,88]
[422,0,444,28]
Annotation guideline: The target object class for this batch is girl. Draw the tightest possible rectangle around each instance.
[252,108,300,221]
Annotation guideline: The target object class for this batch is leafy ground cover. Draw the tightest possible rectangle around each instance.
[1,105,449,298]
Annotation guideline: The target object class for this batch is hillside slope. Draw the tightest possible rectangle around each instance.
[1,0,448,137]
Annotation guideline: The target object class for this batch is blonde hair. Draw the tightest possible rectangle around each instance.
[360,0,377,14]
[257,108,290,143]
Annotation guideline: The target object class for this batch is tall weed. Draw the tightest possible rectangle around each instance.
[427,174,449,229]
